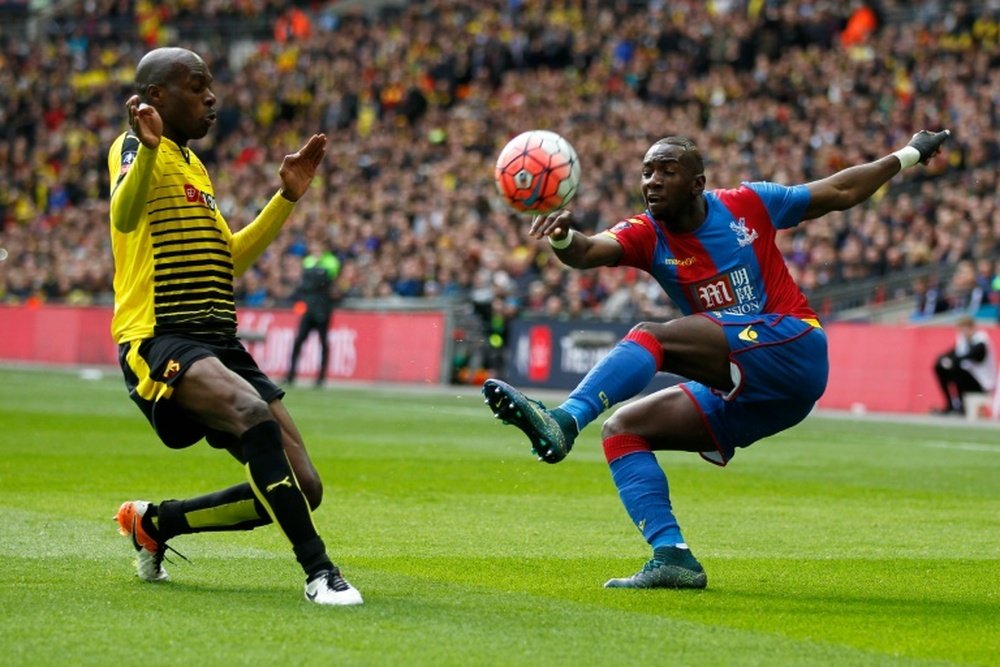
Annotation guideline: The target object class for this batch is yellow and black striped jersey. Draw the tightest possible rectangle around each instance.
[108,131,237,341]
[108,131,295,344]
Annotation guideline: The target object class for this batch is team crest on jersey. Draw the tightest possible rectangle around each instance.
[184,183,217,211]
[729,217,759,247]
[689,266,760,313]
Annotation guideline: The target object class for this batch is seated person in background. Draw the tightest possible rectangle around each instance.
[932,315,996,415]
[944,260,985,314]
[912,274,949,319]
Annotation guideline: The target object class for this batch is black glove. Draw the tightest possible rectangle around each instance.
[907,129,951,163]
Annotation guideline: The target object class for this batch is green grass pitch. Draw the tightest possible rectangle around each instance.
[1,367,998,666]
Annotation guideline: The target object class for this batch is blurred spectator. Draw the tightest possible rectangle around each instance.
[912,274,950,319]
[991,259,1000,322]
[931,314,997,415]
[945,260,986,314]
[0,0,997,338]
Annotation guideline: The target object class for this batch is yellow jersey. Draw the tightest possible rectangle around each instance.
[107,130,295,343]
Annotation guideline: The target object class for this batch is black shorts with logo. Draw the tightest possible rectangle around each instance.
[118,333,284,449]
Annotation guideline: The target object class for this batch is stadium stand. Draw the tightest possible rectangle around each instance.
[1,0,997,333]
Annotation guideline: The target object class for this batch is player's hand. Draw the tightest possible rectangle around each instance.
[529,209,574,241]
[278,133,327,202]
[907,129,950,164]
[126,95,162,149]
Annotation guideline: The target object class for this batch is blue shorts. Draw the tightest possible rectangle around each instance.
[682,313,828,466]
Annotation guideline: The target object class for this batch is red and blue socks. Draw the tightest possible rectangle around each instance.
[558,328,663,433]
[604,434,684,548]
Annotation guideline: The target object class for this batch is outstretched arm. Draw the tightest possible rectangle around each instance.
[803,130,950,220]
[529,210,624,269]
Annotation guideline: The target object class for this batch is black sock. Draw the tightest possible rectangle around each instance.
[156,483,271,541]
[241,420,333,577]
[550,408,579,439]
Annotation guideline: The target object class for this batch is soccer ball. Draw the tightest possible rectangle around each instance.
[494,130,581,215]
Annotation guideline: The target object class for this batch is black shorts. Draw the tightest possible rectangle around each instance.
[118,334,284,449]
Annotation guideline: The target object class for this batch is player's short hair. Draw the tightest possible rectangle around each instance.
[134,48,201,101]
[652,136,704,176]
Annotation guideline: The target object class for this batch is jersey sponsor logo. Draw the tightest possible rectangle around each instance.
[183,183,217,211]
[662,256,697,266]
[692,274,737,310]
[729,217,759,247]
[738,325,759,343]
[690,266,761,313]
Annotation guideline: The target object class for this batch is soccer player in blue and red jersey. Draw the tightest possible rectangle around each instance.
[483,130,951,589]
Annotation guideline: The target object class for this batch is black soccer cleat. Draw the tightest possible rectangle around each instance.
[482,378,573,463]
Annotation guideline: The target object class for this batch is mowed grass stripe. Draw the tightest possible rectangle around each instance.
[1,554,952,667]
[0,367,997,666]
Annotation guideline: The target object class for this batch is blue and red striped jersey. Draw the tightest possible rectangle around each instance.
[604,182,816,320]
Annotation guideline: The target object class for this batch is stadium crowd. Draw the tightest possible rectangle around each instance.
[1,0,998,337]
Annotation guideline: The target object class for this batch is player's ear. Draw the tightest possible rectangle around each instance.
[144,84,163,105]
[691,172,706,196]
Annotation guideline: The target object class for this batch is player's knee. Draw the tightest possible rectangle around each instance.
[602,402,648,442]
[624,322,667,369]
[601,412,628,440]
[601,422,652,465]
[628,321,662,341]
[298,473,324,510]
[235,397,273,431]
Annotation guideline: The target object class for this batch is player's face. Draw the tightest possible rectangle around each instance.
[641,144,702,220]
[159,59,217,143]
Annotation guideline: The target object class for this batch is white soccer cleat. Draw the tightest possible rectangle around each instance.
[305,570,363,606]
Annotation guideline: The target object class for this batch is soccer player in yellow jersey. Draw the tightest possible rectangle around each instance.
[109,47,361,606]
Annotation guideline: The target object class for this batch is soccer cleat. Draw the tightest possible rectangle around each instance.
[305,569,363,606]
[604,546,708,589]
[115,500,173,582]
[482,378,573,463]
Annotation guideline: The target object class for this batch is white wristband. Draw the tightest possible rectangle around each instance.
[891,145,921,170]
[548,229,575,249]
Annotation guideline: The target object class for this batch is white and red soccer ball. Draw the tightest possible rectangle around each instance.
[494,130,581,215]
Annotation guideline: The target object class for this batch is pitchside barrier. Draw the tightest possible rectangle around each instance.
[1,303,997,415]
[0,299,455,385]
[504,317,684,393]
[504,316,1000,416]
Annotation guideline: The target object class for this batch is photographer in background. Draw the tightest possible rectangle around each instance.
[932,315,996,415]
